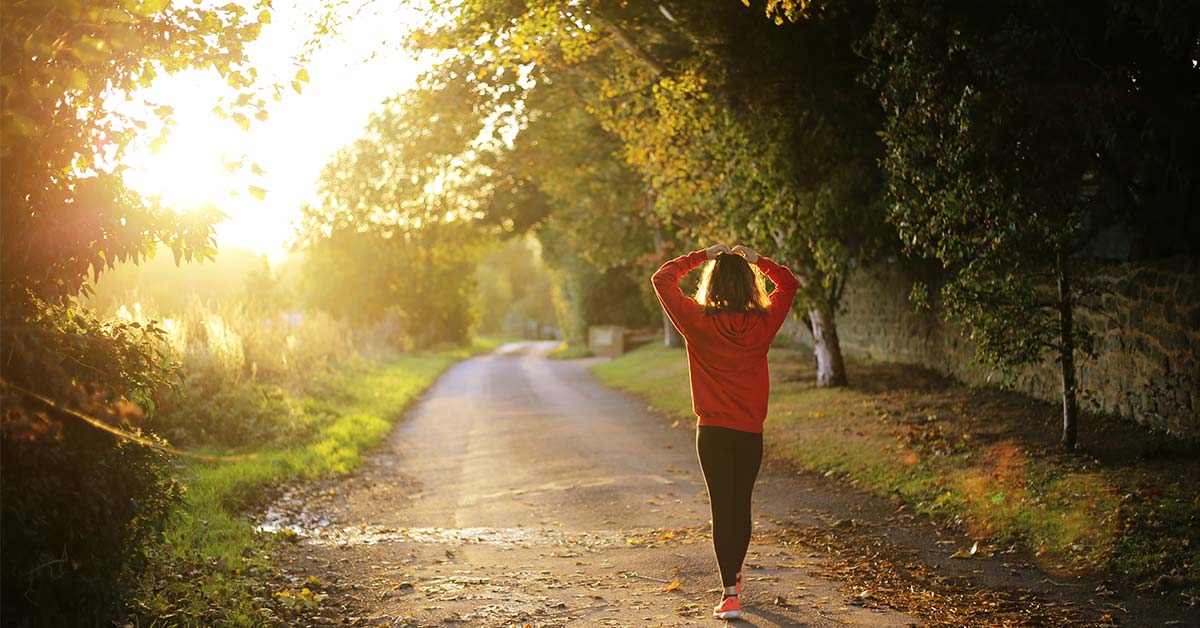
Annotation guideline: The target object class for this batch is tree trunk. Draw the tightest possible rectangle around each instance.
[1056,251,1079,450]
[663,310,685,348]
[808,302,847,387]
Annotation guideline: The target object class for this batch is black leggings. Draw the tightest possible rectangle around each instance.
[696,425,763,588]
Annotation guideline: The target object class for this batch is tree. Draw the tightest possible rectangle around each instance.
[410,0,894,386]
[0,0,274,622]
[355,47,666,352]
[474,236,557,337]
[589,0,891,385]
[491,75,663,348]
[293,85,488,347]
[864,0,1200,448]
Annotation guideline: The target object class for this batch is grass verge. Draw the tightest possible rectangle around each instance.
[131,336,515,626]
[549,341,592,359]
[591,342,1199,607]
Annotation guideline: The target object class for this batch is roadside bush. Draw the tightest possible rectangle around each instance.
[0,299,183,627]
[154,382,306,450]
[1,430,182,626]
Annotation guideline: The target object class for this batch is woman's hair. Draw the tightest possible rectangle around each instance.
[694,252,771,316]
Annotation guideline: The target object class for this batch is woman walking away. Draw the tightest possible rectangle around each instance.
[651,243,800,621]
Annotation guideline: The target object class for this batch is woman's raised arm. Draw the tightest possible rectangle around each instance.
[651,244,729,338]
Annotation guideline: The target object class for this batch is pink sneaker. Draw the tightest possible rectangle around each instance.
[713,595,741,620]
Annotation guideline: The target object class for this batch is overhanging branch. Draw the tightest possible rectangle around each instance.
[589,8,668,78]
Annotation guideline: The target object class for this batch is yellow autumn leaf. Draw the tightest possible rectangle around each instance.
[662,579,681,592]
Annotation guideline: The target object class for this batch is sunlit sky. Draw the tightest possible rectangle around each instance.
[120,0,430,263]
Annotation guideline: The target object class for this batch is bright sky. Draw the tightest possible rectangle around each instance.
[120,0,430,263]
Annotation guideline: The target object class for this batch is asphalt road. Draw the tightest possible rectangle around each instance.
[270,340,915,626]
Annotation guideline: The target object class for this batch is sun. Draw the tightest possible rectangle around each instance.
[116,0,433,261]
[119,63,261,212]
[119,68,279,255]
[123,100,243,214]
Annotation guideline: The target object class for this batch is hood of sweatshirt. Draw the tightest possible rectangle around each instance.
[708,311,768,349]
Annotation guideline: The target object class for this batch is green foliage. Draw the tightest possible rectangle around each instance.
[1,290,186,627]
[407,0,895,383]
[862,0,1200,444]
[0,311,194,623]
[163,383,305,450]
[474,236,558,337]
[1,0,272,304]
[877,0,1091,401]
[0,2,278,622]
[583,267,659,329]
[537,219,658,349]
[93,278,369,450]
[2,425,183,626]
[295,87,489,348]
[297,223,481,349]
[494,81,661,347]
[865,0,1200,367]
[585,0,891,309]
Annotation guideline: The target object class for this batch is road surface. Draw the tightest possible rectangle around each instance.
[267,341,912,626]
[267,341,1179,626]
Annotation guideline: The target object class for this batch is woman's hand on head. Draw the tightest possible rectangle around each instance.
[705,243,732,259]
[731,245,758,263]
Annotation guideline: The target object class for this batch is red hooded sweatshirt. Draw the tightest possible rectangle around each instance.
[651,249,800,434]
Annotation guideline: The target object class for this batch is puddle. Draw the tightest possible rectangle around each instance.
[262,522,626,548]
[255,482,338,536]
[254,477,688,550]
[255,485,626,547]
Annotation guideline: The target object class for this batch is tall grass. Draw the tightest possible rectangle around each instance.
[113,296,394,449]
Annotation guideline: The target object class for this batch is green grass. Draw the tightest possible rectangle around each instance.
[592,342,1200,603]
[549,341,593,359]
[132,337,511,626]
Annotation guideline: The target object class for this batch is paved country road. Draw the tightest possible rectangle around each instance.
[264,341,1189,627]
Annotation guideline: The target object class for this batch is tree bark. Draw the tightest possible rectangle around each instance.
[663,310,685,347]
[1056,250,1079,449]
[808,302,847,387]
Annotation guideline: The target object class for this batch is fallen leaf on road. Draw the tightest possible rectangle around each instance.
[662,580,681,592]
[950,541,993,559]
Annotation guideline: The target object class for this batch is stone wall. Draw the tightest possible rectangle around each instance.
[781,257,1200,438]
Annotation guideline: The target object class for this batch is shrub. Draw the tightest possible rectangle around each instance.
[0,299,184,626]
[1,430,182,626]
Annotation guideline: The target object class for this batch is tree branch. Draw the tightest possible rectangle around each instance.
[589,8,668,78]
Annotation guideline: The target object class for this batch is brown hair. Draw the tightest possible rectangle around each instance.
[694,252,771,316]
